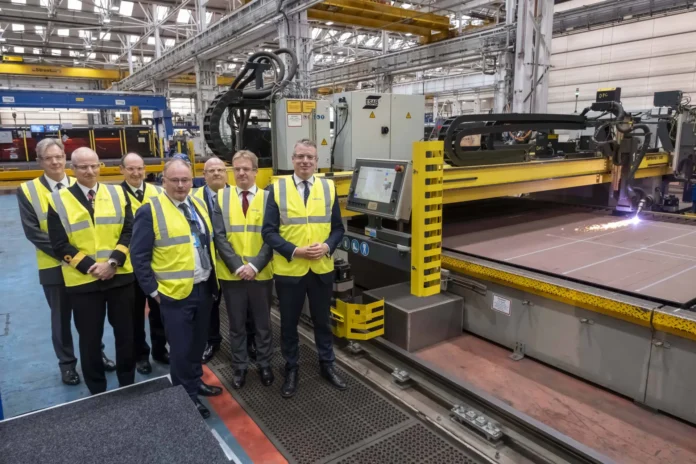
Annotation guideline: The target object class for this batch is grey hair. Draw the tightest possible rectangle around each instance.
[232,150,258,170]
[121,152,144,166]
[293,138,317,151]
[36,138,65,160]
[162,158,192,177]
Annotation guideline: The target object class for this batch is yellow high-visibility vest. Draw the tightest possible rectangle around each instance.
[148,194,218,299]
[20,176,75,270]
[272,177,335,277]
[48,184,132,287]
[126,183,163,214]
[216,187,273,281]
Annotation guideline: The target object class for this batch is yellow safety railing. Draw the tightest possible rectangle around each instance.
[330,297,385,340]
[411,141,444,297]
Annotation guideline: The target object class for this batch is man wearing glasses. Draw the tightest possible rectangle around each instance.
[131,159,222,419]
[46,147,136,395]
[262,139,346,398]
[120,153,169,375]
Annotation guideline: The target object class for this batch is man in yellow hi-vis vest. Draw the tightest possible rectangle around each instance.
[46,147,136,395]
[120,152,169,375]
[262,139,346,398]
[17,138,82,385]
[213,150,274,390]
[131,158,222,419]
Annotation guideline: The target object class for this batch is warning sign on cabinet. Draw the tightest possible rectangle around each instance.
[287,114,302,127]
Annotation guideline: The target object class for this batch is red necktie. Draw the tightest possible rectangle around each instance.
[242,191,249,217]
[87,189,96,208]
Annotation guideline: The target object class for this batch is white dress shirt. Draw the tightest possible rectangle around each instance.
[289,174,329,259]
[150,195,210,298]
[126,181,144,195]
[44,174,70,192]
[234,184,259,275]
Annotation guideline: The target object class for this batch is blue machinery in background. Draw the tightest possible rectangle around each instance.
[0,88,174,141]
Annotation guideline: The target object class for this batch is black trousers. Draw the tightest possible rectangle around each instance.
[133,282,167,360]
[208,288,256,348]
[42,284,77,369]
[221,280,273,370]
[276,271,335,372]
[159,282,213,401]
[70,283,136,395]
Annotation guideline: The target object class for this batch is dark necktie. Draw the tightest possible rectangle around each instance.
[178,203,212,270]
[135,189,144,202]
[242,191,249,216]
[302,180,310,206]
[55,183,64,191]
[87,189,96,208]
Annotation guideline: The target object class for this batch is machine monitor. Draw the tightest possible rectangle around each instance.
[30,125,45,133]
[46,124,61,132]
[346,158,412,221]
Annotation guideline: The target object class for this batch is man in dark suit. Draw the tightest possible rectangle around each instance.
[131,159,222,418]
[120,152,169,374]
[46,147,135,395]
[17,138,114,384]
[193,157,256,364]
[262,138,346,398]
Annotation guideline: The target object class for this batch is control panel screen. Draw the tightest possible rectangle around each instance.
[46,124,61,132]
[354,166,397,204]
[30,125,45,133]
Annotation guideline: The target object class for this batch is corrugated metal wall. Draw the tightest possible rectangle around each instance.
[549,10,696,113]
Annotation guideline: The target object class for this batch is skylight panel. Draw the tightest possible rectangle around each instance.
[129,34,139,43]
[11,24,25,32]
[147,37,156,45]
[57,29,70,37]
[164,38,175,47]
[67,0,82,11]
[14,46,24,53]
[119,1,134,16]
[51,49,61,56]
[78,30,91,39]
[11,0,27,5]
[35,26,44,34]
[33,48,41,54]
[177,9,191,23]
[155,5,168,21]
[99,32,111,41]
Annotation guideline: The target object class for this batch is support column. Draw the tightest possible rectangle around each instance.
[127,47,134,74]
[473,97,481,114]
[195,59,216,156]
[494,51,513,113]
[278,11,311,98]
[432,96,439,122]
[153,4,162,59]
[512,0,553,113]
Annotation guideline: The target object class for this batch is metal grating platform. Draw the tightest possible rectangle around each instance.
[210,305,483,464]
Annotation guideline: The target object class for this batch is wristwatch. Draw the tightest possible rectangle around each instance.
[108,259,118,269]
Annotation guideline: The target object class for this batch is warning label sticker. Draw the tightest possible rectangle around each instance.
[492,295,511,316]
[369,111,375,119]
[406,112,412,119]
[321,138,328,146]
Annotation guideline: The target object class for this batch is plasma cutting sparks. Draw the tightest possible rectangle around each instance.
[574,216,641,232]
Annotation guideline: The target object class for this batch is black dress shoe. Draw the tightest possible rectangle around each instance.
[259,366,274,386]
[198,383,223,397]
[194,399,210,419]
[320,365,347,391]
[136,359,152,375]
[247,343,257,361]
[152,351,170,365]
[281,369,298,398]
[61,367,80,386]
[231,369,247,390]
[201,343,219,364]
[102,351,116,372]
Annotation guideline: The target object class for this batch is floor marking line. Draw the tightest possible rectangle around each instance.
[211,428,242,463]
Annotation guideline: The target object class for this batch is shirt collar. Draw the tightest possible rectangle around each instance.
[126,181,144,193]
[236,184,258,196]
[293,174,314,186]
[44,174,69,191]
[166,193,192,209]
[77,182,98,198]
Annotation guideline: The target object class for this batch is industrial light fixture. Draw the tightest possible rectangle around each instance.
[325,21,333,26]
[81,110,100,114]
[405,33,412,36]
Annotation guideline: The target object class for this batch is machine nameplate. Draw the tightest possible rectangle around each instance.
[367,201,377,210]
[287,114,302,127]
[492,295,511,316]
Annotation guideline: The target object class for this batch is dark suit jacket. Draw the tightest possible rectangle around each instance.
[131,197,217,299]
[261,181,345,284]
[46,182,134,294]
[17,176,64,286]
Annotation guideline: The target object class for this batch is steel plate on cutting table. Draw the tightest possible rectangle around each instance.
[443,202,696,307]
[211,308,483,464]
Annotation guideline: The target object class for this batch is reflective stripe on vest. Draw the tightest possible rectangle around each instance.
[50,184,132,287]
[149,194,217,299]
[128,183,163,213]
[217,187,272,281]
[272,177,335,277]
[21,176,75,270]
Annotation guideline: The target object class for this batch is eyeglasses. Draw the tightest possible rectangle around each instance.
[293,154,316,161]
[73,164,100,171]
[204,168,226,174]
[124,166,145,173]
[164,176,192,185]
[232,167,256,174]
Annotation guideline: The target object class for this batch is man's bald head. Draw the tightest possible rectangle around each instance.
[120,152,146,188]
[70,147,100,188]
[203,156,227,192]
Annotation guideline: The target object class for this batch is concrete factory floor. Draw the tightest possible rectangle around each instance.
[417,333,696,464]
[443,203,696,306]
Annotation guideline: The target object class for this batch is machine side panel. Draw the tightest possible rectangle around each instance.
[315,100,331,169]
[390,94,425,160]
